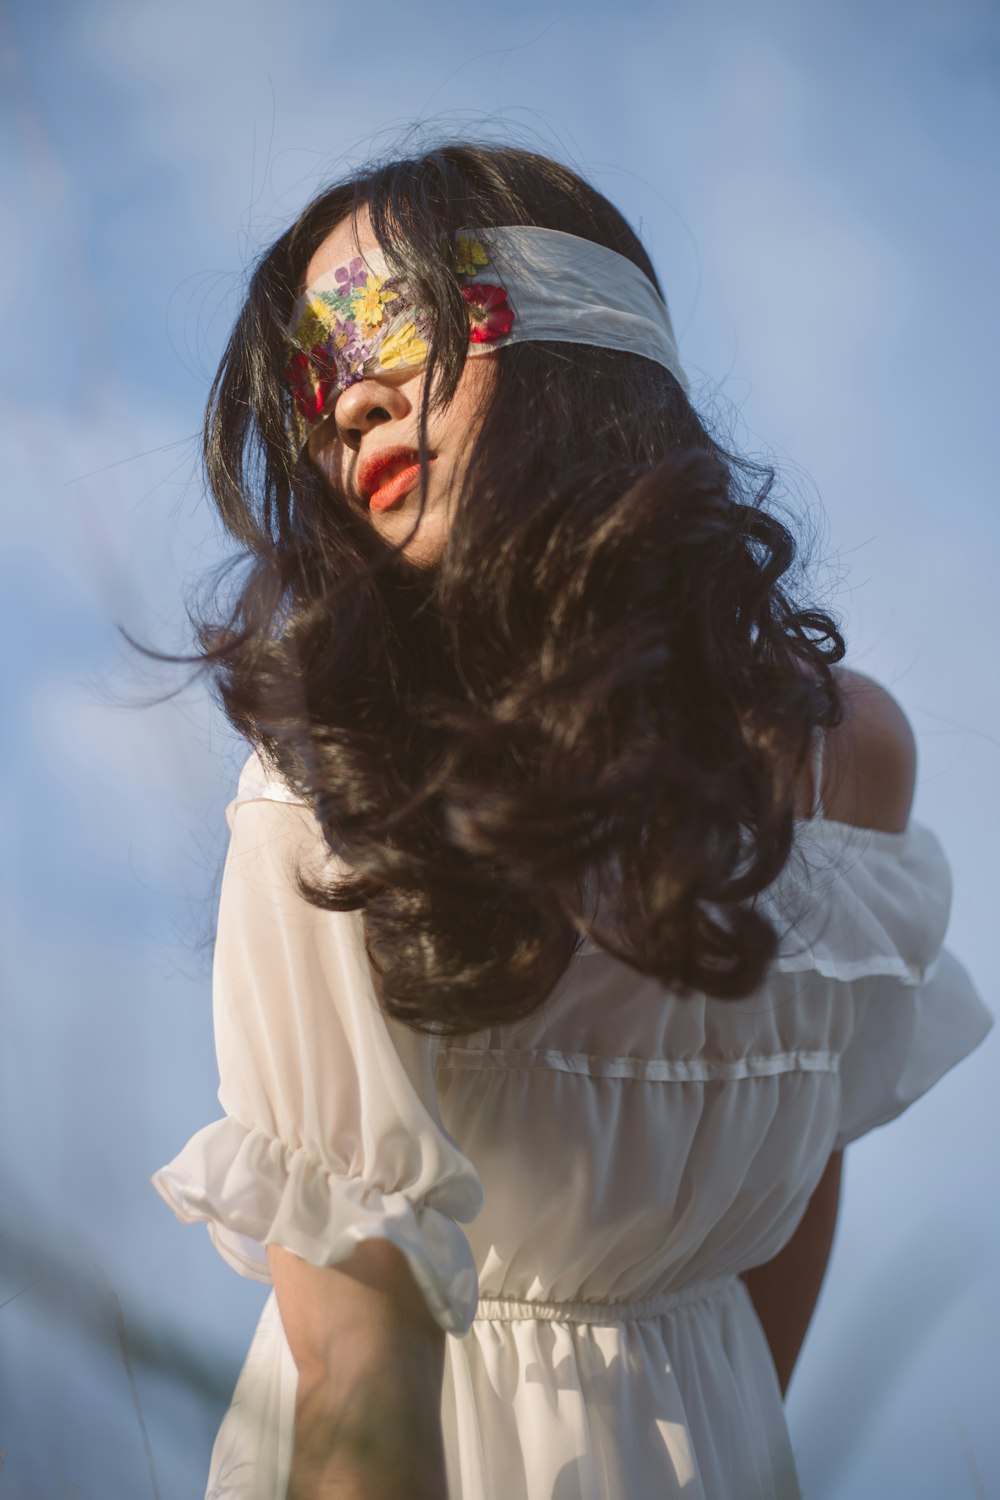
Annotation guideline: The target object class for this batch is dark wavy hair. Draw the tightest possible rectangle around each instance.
[165,140,847,1037]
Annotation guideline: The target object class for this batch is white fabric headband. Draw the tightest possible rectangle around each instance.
[284,224,690,449]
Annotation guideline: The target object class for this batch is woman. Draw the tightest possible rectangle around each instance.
[151,142,993,1499]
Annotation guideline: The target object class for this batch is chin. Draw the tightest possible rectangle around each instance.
[402,541,445,571]
[373,512,448,569]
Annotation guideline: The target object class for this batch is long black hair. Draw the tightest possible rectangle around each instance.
[173,140,846,1036]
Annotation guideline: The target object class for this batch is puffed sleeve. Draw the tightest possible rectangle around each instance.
[151,749,485,1336]
[775,817,995,1152]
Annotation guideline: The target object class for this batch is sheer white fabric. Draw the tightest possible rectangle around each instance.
[151,736,993,1499]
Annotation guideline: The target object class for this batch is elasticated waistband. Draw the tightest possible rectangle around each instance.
[474,1274,740,1325]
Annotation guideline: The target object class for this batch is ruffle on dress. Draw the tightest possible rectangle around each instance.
[151,1113,481,1336]
[769,816,952,983]
[761,815,991,1149]
[566,805,991,1152]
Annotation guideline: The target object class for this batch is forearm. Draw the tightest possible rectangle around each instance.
[287,1332,448,1500]
[739,1148,844,1397]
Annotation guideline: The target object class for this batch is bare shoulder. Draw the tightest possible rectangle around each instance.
[820,667,917,834]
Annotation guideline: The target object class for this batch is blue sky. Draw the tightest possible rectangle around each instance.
[2,0,998,1495]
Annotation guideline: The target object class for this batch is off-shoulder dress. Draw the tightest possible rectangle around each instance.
[152,728,994,1499]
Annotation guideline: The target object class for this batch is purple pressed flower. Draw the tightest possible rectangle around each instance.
[334,257,366,296]
[332,316,359,347]
[337,337,368,387]
[413,305,434,341]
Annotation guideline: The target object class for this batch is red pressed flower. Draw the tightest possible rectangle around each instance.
[461,283,515,343]
[309,343,338,394]
[284,344,337,422]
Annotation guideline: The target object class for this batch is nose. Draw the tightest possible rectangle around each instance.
[332,374,410,448]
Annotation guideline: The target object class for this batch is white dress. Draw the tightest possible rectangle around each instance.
[151,732,993,1499]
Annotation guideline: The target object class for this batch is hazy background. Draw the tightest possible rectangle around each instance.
[1,0,997,1495]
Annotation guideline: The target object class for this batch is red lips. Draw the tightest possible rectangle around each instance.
[357,445,433,502]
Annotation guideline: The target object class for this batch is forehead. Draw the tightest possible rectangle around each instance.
[304,205,380,288]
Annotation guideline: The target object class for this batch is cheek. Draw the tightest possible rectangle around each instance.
[306,427,345,491]
[447,355,495,441]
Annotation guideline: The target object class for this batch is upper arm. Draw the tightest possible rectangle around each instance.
[269,1238,444,1387]
[825,667,917,834]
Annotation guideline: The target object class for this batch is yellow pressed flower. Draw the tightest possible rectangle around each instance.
[354,284,384,327]
[454,235,490,276]
[378,322,428,370]
[294,297,334,349]
[352,273,399,329]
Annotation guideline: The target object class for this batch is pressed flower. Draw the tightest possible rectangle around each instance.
[284,348,326,421]
[377,321,428,370]
[334,256,366,297]
[313,350,343,418]
[315,289,353,322]
[353,273,399,329]
[461,283,515,342]
[336,338,368,387]
[412,304,434,342]
[332,316,358,351]
[454,235,490,277]
[293,297,336,351]
[286,338,350,430]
